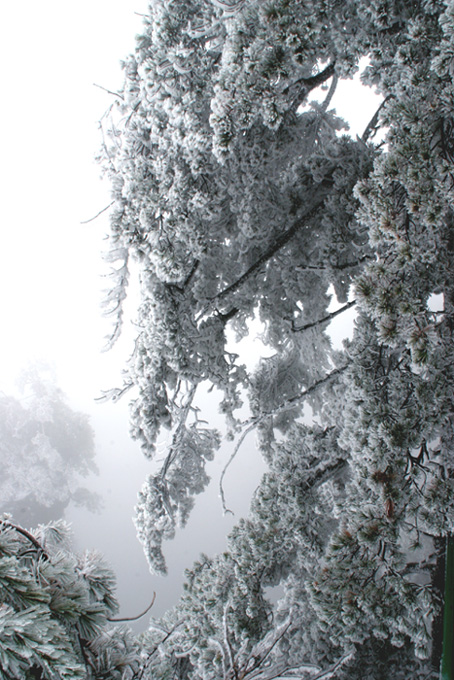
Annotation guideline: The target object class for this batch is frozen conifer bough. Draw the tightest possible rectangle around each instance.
[3,0,453,678]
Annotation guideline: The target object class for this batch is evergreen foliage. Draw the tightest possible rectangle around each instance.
[94,0,454,676]
[0,518,139,679]
[3,0,454,677]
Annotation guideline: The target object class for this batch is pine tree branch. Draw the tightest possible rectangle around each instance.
[361,96,391,143]
[294,255,373,273]
[259,364,349,419]
[135,621,185,680]
[282,62,337,110]
[219,366,348,514]
[78,635,97,674]
[292,300,356,332]
[205,176,333,311]
[0,520,48,559]
[219,422,257,515]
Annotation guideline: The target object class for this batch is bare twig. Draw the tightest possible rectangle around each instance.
[219,366,349,514]
[219,422,257,515]
[94,382,134,403]
[93,83,124,100]
[80,201,115,225]
[108,592,156,622]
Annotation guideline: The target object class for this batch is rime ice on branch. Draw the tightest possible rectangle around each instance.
[97,0,454,677]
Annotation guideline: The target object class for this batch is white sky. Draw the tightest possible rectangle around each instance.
[0,0,148,398]
[0,1,382,625]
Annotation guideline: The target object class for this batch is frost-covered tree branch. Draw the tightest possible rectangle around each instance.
[92,0,454,676]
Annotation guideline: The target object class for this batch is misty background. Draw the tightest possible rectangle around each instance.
[0,1,379,630]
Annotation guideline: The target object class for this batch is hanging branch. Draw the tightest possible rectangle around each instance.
[219,365,349,514]
[210,196,325,302]
[219,422,257,515]
[295,73,339,167]
[108,592,156,622]
[160,385,199,479]
[252,364,349,423]
[292,300,356,332]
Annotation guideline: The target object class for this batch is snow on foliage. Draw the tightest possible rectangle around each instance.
[5,0,450,678]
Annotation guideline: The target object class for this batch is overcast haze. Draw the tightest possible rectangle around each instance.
[0,1,381,628]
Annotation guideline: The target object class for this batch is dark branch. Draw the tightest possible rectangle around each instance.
[217,307,239,324]
[300,62,336,92]
[259,364,349,419]
[0,520,48,559]
[183,260,200,289]
[282,61,336,109]
[108,592,156,622]
[169,260,200,294]
[292,300,356,332]
[361,96,392,143]
[206,174,333,310]
[295,255,372,273]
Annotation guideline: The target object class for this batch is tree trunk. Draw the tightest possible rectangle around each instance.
[440,534,454,680]
[432,537,445,674]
